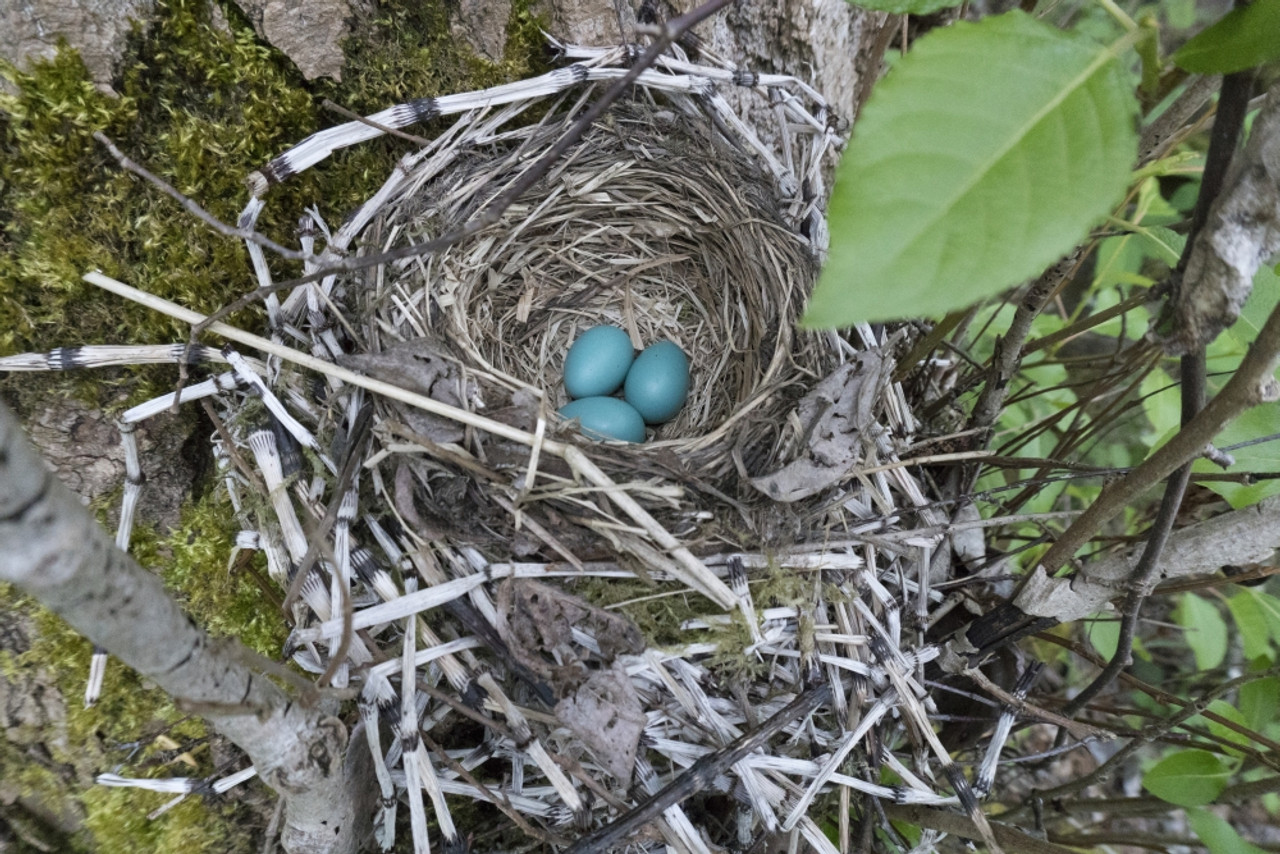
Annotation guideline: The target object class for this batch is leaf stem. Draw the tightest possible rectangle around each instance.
[1095,0,1139,33]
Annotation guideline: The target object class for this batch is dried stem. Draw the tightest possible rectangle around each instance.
[562,681,834,854]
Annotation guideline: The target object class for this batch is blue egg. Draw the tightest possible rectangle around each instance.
[558,397,646,443]
[624,341,690,424]
[563,326,635,399]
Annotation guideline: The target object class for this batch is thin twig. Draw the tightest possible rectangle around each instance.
[1013,658,1280,809]
[563,680,834,854]
[1032,70,1264,580]
[92,132,306,261]
[1029,298,1280,577]
[1057,73,1256,712]
[882,804,1081,854]
[321,98,434,147]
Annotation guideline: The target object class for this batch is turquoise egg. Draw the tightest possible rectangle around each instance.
[558,397,646,443]
[624,341,690,424]
[563,325,635,399]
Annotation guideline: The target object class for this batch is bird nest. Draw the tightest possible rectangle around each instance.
[25,37,1030,854]
[370,100,831,488]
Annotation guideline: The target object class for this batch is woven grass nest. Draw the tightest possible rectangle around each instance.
[279,42,856,561]
[52,40,1008,854]
[375,101,830,485]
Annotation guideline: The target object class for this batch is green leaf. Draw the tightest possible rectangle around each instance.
[1199,699,1252,757]
[1187,806,1269,854]
[1087,615,1121,660]
[804,11,1138,327]
[1227,589,1275,662]
[1172,0,1280,74]
[1143,750,1233,806]
[1174,593,1229,670]
[844,0,963,13]
[1239,677,1280,732]
[1251,590,1280,644]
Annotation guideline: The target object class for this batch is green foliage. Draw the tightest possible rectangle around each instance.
[1187,806,1270,854]
[1193,263,1280,507]
[1172,0,1280,74]
[1085,614,1148,661]
[1195,699,1252,757]
[1142,748,1234,806]
[1238,676,1280,732]
[1138,261,1280,508]
[1173,593,1229,670]
[804,11,1138,327]
[1226,589,1275,662]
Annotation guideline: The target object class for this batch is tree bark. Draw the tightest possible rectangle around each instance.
[0,400,374,854]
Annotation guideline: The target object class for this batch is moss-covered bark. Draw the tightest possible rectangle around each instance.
[0,1,547,849]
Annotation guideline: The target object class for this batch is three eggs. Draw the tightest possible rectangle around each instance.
[557,325,690,443]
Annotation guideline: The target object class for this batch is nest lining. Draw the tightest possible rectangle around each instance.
[358,102,836,494]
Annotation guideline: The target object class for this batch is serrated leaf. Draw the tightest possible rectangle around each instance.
[1187,807,1270,854]
[845,0,963,13]
[1143,750,1232,806]
[1239,676,1280,732]
[1172,0,1280,74]
[804,11,1138,327]
[1174,593,1229,670]
[1227,590,1275,662]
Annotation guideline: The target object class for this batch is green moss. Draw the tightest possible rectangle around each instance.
[0,738,89,853]
[126,491,287,658]
[80,787,256,854]
[1,0,548,390]
[2,2,550,847]
[11,503,278,851]
[569,576,708,648]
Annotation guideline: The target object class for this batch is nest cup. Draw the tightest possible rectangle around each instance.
[362,101,838,492]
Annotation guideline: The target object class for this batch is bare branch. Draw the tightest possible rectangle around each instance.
[1058,70,1258,714]
[882,804,1081,854]
[0,401,374,854]
[1028,292,1280,587]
